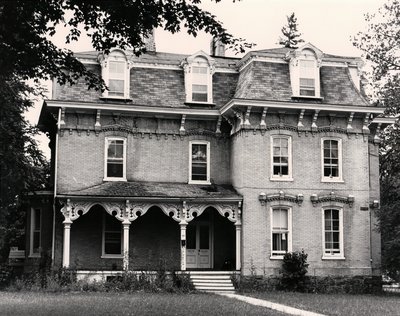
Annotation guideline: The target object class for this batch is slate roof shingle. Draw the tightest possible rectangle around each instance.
[60,181,242,200]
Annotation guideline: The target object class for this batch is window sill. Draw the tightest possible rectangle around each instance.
[270,177,293,182]
[322,256,345,260]
[103,178,127,182]
[101,255,123,259]
[29,254,41,258]
[270,255,285,260]
[188,180,211,185]
[184,101,216,107]
[291,95,324,100]
[321,178,344,183]
[100,97,132,102]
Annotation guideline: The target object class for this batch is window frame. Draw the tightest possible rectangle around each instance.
[322,207,345,260]
[189,140,211,185]
[102,212,123,259]
[100,50,130,100]
[270,206,292,259]
[321,137,343,183]
[29,208,41,257]
[290,48,321,98]
[183,55,214,104]
[104,137,127,182]
[270,135,293,181]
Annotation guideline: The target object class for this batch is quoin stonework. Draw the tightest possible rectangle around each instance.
[16,36,394,281]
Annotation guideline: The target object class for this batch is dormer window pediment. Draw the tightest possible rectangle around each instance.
[98,49,131,100]
[182,51,215,104]
[288,44,323,99]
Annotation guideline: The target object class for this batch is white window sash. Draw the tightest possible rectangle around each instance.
[189,140,211,184]
[29,208,41,257]
[104,137,127,181]
[270,207,292,259]
[321,138,343,182]
[322,208,345,259]
[270,136,293,181]
[102,213,123,258]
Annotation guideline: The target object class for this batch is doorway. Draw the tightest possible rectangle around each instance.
[186,220,212,269]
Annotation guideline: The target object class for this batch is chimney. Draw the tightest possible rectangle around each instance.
[143,29,156,52]
[210,37,225,57]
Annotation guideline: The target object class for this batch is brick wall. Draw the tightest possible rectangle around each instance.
[57,113,230,193]
[231,114,377,276]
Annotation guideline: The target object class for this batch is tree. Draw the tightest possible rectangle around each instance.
[354,0,400,280]
[278,12,304,49]
[0,0,251,262]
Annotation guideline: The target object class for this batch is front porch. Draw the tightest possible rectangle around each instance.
[58,182,243,272]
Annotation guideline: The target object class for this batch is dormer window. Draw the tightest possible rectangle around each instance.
[299,59,316,96]
[288,44,322,99]
[182,52,215,104]
[99,50,130,99]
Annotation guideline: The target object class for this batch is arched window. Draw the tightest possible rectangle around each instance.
[99,50,130,99]
[182,51,215,104]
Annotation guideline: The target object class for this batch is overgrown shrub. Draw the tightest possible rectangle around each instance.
[0,264,14,289]
[280,250,309,291]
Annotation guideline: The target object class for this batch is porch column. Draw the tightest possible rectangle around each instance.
[180,223,187,271]
[122,221,130,270]
[62,219,72,268]
[235,223,241,271]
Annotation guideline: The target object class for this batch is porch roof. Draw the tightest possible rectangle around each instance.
[58,181,242,201]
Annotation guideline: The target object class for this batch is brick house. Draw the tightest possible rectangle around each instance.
[25,37,392,280]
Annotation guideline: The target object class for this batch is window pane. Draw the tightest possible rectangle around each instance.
[109,61,125,78]
[192,92,208,102]
[186,225,196,249]
[272,233,287,252]
[109,79,124,96]
[191,144,208,180]
[105,232,121,254]
[193,66,207,74]
[199,226,209,249]
[273,209,288,230]
[34,209,41,230]
[33,232,40,253]
[107,162,123,178]
[300,88,315,96]
[272,137,289,176]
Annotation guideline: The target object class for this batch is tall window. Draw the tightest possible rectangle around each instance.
[104,137,126,181]
[299,59,316,96]
[189,141,210,184]
[323,208,344,258]
[30,208,41,256]
[322,138,342,181]
[108,61,125,97]
[271,207,291,258]
[183,53,214,103]
[103,213,122,257]
[271,136,292,180]
[192,66,208,102]
[99,50,129,99]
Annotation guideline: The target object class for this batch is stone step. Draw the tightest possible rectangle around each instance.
[188,271,235,275]
[196,285,235,291]
[193,282,233,287]
[192,279,232,283]
[190,275,232,279]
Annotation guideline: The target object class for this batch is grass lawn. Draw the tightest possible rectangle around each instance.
[0,291,287,316]
[243,291,400,316]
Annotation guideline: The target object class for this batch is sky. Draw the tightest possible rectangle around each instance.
[29,0,386,155]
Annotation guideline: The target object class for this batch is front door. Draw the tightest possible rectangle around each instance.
[186,221,211,269]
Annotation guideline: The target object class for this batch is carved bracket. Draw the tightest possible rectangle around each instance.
[346,112,354,133]
[179,115,186,134]
[260,107,268,128]
[311,110,320,132]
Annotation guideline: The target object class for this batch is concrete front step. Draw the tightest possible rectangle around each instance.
[189,272,236,293]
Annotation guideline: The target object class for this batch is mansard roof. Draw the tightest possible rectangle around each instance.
[59,181,242,201]
[67,43,372,110]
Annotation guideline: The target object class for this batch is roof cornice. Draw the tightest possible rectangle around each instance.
[220,98,385,115]
[46,100,221,118]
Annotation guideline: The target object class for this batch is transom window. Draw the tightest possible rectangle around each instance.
[103,213,122,257]
[323,208,344,258]
[271,136,292,180]
[189,141,210,184]
[30,208,41,256]
[104,137,126,181]
[271,207,292,258]
[322,138,342,181]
